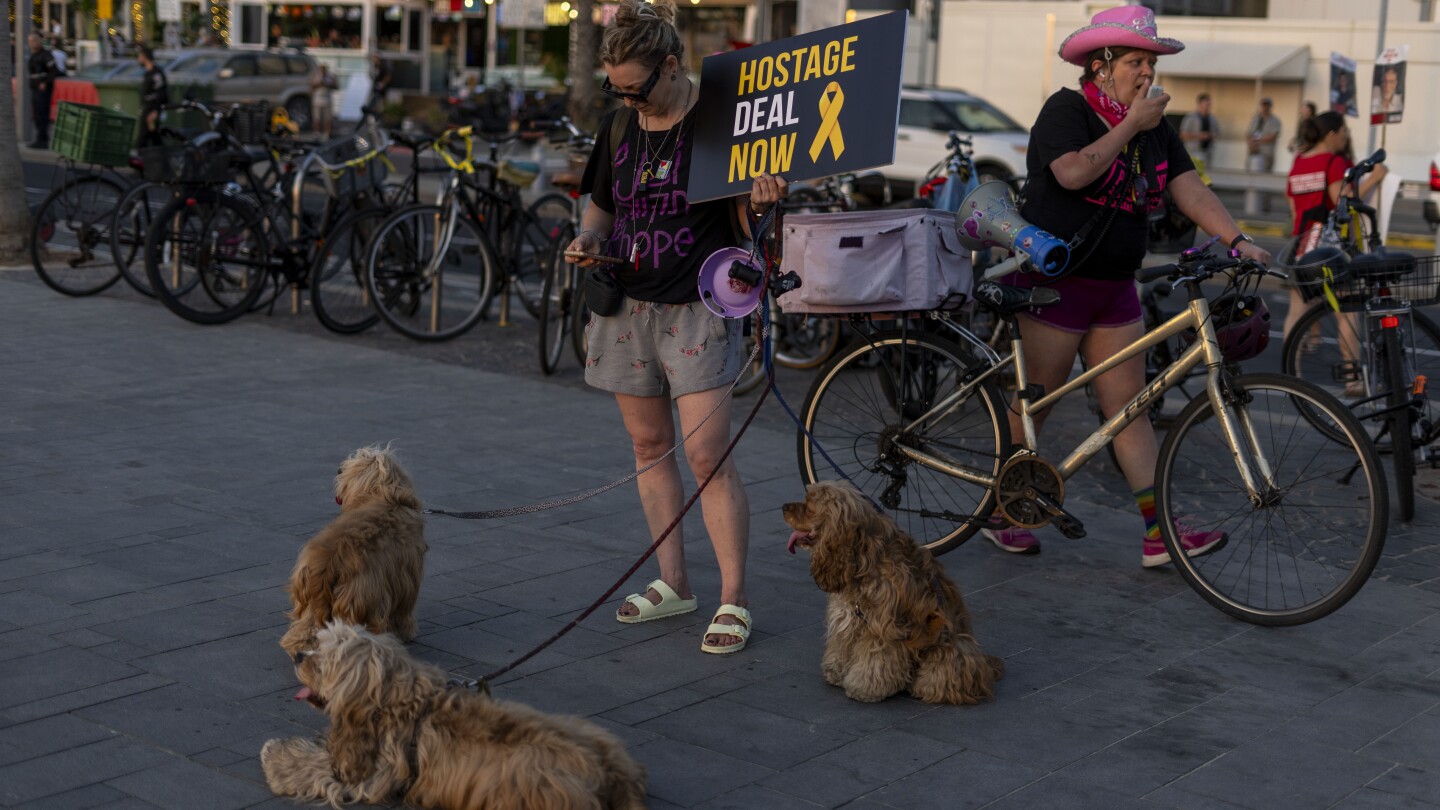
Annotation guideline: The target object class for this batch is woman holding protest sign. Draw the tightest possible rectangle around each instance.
[564,0,786,654]
[980,7,1271,567]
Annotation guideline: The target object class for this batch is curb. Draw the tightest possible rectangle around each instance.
[1235,219,1437,251]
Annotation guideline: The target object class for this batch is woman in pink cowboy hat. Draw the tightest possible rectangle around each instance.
[982,7,1273,568]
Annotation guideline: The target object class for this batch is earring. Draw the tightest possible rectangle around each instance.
[671,73,677,81]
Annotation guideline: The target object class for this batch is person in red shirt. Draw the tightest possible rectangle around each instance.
[1283,112,1387,342]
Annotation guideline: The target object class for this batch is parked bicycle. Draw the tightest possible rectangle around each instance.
[30,102,184,297]
[1279,150,1440,522]
[796,244,1387,626]
[364,122,574,341]
[141,121,392,329]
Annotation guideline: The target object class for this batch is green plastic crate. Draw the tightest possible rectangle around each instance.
[51,102,137,167]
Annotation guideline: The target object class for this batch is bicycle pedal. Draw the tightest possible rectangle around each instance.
[1333,361,1362,384]
[1052,514,1087,540]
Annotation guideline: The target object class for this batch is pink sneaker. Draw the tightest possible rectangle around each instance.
[982,519,1041,555]
[1142,518,1228,568]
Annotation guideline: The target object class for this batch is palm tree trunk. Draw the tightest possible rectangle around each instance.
[567,0,600,132]
[0,12,34,263]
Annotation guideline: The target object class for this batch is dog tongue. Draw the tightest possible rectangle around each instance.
[294,686,313,701]
[787,530,807,555]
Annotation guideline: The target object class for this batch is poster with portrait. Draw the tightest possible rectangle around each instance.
[1329,52,1357,118]
[1370,45,1408,126]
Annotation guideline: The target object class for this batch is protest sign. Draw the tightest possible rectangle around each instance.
[1329,52,1357,118]
[688,11,907,203]
[1370,45,1408,126]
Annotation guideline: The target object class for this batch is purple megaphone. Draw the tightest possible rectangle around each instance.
[697,247,765,318]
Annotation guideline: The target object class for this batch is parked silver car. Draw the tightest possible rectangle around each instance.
[164,49,318,130]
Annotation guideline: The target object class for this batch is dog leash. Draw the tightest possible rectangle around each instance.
[423,330,766,521]
[473,312,778,691]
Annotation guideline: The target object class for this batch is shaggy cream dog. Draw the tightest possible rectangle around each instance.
[279,446,427,658]
[784,480,1005,705]
[262,622,648,810]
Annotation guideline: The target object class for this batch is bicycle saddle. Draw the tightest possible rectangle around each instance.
[1350,247,1416,279]
[973,279,1060,314]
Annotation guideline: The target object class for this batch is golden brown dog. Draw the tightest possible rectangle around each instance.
[279,446,427,658]
[783,480,1004,705]
[261,622,648,810]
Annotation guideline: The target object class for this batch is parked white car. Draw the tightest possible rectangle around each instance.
[885,86,1030,194]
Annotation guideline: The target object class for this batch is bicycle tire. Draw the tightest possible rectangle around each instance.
[538,221,577,375]
[31,175,126,297]
[571,291,592,366]
[516,193,575,320]
[1156,372,1388,626]
[1382,325,1416,522]
[732,321,774,396]
[365,203,497,342]
[772,304,843,370]
[310,207,387,335]
[143,191,272,325]
[1282,303,1440,449]
[111,181,179,297]
[797,330,1009,555]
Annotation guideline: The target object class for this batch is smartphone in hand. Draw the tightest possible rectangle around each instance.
[1148,84,1166,99]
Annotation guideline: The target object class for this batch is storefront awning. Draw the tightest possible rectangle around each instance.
[1158,42,1310,82]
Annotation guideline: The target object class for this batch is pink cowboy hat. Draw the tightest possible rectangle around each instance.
[1059,6,1185,67]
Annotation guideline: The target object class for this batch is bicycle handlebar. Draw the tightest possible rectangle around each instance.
[1136,251,1284,286]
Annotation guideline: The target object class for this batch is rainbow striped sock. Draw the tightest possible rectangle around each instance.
[1134,486,1160,541]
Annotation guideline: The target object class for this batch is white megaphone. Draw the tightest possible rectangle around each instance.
[955,181,1070,276]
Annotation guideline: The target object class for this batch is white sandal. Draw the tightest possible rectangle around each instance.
[699,604,751,654]
[615,579,698,624]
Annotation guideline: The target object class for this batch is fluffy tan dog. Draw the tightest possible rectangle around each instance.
[783,480,1005,705]
[279,446,427,658]
[261,622,648,810]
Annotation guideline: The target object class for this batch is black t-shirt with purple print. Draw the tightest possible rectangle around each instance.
[581,107,735,304]
[1020,88,1195,281]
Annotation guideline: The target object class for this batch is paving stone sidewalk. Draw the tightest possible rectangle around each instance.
[2,276,1440,810]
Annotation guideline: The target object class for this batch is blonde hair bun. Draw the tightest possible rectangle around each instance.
[603,0,683,68]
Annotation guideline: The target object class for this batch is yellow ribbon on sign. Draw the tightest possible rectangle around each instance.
[808,82,846,163]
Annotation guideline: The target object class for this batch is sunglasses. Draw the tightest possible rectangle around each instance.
[601,66,662,103]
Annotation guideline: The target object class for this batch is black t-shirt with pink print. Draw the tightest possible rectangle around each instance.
[1020,88,1195,281]
[581,106,735,304]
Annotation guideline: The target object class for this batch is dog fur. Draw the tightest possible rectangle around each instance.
[262,622,647,810]
[279,446,427,658]
[783,480,1005,705]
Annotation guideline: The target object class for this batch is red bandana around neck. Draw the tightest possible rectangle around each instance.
[1083,81,1129,129]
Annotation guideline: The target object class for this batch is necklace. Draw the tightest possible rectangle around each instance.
[636,77,692,191]
[626,78,693,267]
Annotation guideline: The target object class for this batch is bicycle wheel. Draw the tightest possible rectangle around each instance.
[111,181,178,297]
[797,330,1009,554]
[513,193,574,319]
[1382,324,1415,522]
[1156,372,1387,626]
[310,207,387,334]
[1283,304,1440,448]
[31,175,126,296]
[538,221,577,374]
[732,319,774,396]
[572,291,592,366]
[143,191,272,325]
[773,304,843,369]
[365,204,497,341]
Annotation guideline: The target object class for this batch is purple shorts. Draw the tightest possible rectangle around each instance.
[1001,273,1142,334]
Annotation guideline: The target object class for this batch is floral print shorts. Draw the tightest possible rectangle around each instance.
[583,298,744,398]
